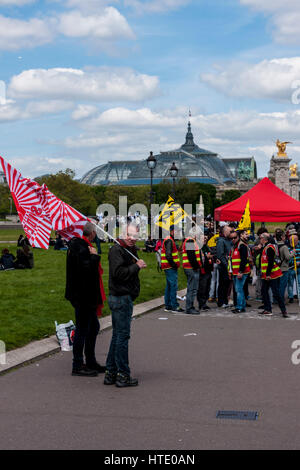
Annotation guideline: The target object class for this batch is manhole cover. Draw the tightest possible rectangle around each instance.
[216,410,259,421]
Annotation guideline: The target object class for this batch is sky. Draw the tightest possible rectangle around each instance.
[1,0,300,179]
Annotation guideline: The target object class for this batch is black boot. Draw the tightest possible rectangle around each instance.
[115,373,138,388]
[104,370,117,385]
[72,366,98,377]
[86,362,106,373]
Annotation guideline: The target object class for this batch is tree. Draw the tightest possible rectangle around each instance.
[0,185,17,217]
[215,189,242,210]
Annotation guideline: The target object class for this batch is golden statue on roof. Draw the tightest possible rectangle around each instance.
[276,139,292,157]
[290,163,298,177]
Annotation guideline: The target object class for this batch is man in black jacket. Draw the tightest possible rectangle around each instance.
[197,235,214,311]
[65,222,104,377]
[216,224,233,307]
[104,221,147,388]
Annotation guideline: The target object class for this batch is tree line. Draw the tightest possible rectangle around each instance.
[0,169,241,218]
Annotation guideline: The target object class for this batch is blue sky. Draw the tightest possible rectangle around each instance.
[1,0,300,179]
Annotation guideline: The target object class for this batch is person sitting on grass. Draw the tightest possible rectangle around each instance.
[14,246,33,269]
[143,236,156,253]
[0,248,15,270]
[54,234,68,251]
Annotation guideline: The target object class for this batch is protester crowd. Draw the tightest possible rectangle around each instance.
[63,217,300,390]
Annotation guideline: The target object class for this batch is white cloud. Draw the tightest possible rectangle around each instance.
[79,107,300,144]
[8,67,160,102]
[9,155,87,179]
[0,7,134,51]
[200,57,300,102]
[240,0,300,44]
[57,8,135,40]
[0,100,73,122]
[71,104,98,120]
[124,0,191,14]
[0,15,55,50]
[81,107,183,129]
[63,134,131,148]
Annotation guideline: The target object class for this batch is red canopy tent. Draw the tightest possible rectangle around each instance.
[214,177,300,222]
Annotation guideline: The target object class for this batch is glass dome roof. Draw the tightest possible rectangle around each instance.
[81,123,236,186]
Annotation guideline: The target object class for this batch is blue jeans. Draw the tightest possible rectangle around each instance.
[164,269,179,310]
[184,269,200,312]
[279,271,289,300]
[106,294,133,376]
[233,274,248,310]
[288,269,300,299]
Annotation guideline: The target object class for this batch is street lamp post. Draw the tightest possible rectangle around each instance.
[147,151,157,205]
[146,151,157,231]
[169,162,178,199]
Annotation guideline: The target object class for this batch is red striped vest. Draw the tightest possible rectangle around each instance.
[230,242,251,275]
[261,244,282,280]
[161,236,180,270]
[182,238,203,271]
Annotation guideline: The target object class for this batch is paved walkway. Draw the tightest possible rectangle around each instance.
[1,298,300,450]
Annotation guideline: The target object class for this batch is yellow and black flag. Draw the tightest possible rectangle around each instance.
[237,199,251,232]
[155,195,188,231]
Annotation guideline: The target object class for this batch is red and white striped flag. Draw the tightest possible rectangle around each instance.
[40,184,87,240]
[0,156,52,249]
[0,156,89,248]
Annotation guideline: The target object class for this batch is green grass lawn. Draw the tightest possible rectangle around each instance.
[254,222,287,233]
[0,228,25,241]
[0,231,186,351]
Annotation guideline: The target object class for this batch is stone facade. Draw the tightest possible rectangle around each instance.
[290,177,300,200]
[268,152,299,200]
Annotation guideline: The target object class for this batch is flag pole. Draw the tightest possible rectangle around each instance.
[91,221,140,262]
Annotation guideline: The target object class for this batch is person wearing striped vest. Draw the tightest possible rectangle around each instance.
[182,227,203,314]
[230,230,251,314]
[259,232,288,318]
[162,226,183,313]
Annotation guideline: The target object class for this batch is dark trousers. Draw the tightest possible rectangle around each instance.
[261,278,286,314]
[197,272,212,308]
[217,264,230,306]
[106,294,133,376]
[73,304,100,370]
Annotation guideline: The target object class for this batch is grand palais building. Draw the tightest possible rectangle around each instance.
[80,121,257,196]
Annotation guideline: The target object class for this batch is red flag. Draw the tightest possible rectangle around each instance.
[0,156,52,249]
